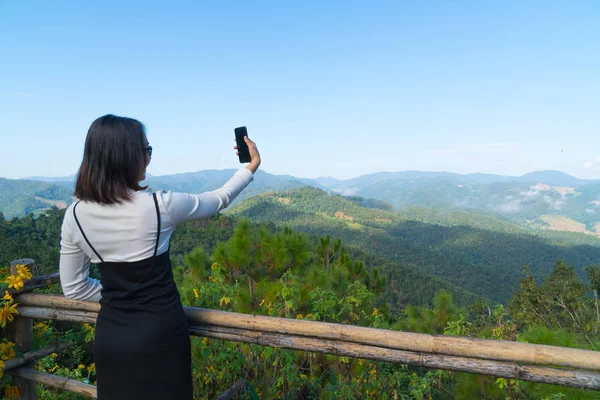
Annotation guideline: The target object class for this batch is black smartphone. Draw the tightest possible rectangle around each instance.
[234,126,251,163]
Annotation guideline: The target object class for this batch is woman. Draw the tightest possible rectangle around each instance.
[59,114,260,399]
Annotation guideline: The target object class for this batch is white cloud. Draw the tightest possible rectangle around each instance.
[550,198,565,210]
[523,188,542,199]
[494,186,566,214]
[496,201,522,214]
[584,158,600,171]
[518,158,530,165]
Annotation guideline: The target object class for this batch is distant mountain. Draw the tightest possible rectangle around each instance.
[23,175,76,183]
[142,169,325,205]
[1,170,322,218]
[516,170,589,186]
[0,178,73,219]
[229,186,600,305]
[314,170,600,234]
[8,168,600,236]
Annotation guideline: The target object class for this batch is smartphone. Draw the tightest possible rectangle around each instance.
[234,126,251,163]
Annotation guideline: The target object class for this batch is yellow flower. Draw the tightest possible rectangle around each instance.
[87,363,95,374]
[2,291,13,302]
[259,298,265,307]
[51,353,58,358]
[16,265,32,281]
[202,337,208,345]
[1,341,16,361]
[296,314,303,319]
[4,275,24,291]
[211,263,217,270]
[0,302,19,328]
[300,374,307,379]
[219,296,231,308]
[193,288,199,299]
[5,385,20,400]
[0,359,4,378]
[34,321,46,330]
[78,364,85,369]
[371,308,379,316]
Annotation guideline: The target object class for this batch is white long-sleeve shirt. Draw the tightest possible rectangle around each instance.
[59,168,254,302]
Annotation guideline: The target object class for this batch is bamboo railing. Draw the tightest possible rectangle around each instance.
[4,263,600,398]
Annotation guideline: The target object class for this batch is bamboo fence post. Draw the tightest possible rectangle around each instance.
[9,259,36,400]
[11,259,36,277]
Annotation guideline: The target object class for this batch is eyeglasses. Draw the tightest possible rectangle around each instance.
[142,145,153,157]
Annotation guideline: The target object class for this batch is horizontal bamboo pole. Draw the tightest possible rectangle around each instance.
[17,293,101,312]
[17,294,600,371]
[17,306,97,324]
[216,379,248,400]
[7,367,97,398]
[184,309,600,372]
[3,341,74,371]
[14,304,600,391]
[8,273,60,296]
[189,325,600,391]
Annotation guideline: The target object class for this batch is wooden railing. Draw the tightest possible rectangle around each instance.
[3,265,600,398]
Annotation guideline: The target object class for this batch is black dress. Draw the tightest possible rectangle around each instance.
[73,193,193,400]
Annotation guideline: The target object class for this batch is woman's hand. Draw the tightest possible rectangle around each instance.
[234,136,261,173]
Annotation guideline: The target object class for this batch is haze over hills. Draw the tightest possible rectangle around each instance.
[4,169,600,241]
[314,170,600,236]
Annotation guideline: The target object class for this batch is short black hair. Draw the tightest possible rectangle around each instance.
[75,114,148,204]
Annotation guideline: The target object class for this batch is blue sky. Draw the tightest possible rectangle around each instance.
[1,0,599,180]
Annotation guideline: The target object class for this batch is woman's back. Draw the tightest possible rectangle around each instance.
[64,192,166,262]
[58,114,261,399]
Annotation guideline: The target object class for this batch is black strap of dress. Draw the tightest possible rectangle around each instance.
[152,192,161,258]
[73,193,161,262]
[73,201,105,263]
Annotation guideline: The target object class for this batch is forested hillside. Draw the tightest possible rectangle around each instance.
[229,187,600,303]
[0,178,72,219]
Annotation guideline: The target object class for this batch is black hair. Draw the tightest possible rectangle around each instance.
[75,114,149,204]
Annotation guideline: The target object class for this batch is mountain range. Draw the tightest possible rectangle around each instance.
[4,169,600,240]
